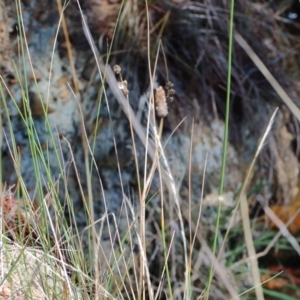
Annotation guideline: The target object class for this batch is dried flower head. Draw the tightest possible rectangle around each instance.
[165,81,174,89]
[155,86,168,117]
[165,80,176,102]
[113,65,121,74]
[168,89,176,96]
[118,80,129,95]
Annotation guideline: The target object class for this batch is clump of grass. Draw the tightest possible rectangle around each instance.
[1,0,300,299]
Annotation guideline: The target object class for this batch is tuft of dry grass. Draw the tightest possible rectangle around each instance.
[2,0,300,299]
[0,241,80,300]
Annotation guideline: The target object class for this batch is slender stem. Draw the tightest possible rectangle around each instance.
[205,0,235,298]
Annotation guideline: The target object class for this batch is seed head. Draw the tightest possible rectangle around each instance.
[165,81,176,102]
[113,65,121,74]
[118,80,129,95]
[155,86,168,117]
[165,81,174,89]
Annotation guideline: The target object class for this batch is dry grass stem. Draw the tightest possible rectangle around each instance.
[235,31,300,122]
[236,108,279,300]
[257,196,300,257]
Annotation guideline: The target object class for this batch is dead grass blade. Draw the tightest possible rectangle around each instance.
[257,195,300,257]
[237,108,278,300]
[234,31,300,122]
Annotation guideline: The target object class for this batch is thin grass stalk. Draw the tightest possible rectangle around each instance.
[15,3,46,209]
[143,2,152,299]
[78,0,130,217]
[56,0,99,286]
[67,83,129,296]
[149,119,188,298]
[138,40,161,196]
[154,231,175,300]
[77,3,128,293]
[159,191,172,299]
[215,109,278,300]
[155,118,173,300]
[43,196,74,297]
[0,238,32,286]
[89,0,126,173]
[81,22,155,161]
[55,0,79,95]
[240,194,265,299]
[123,204,139,297]
[141,0,156,298]
[186,121,194,299]
[15,1,44,203]
[50,1,99,268]
[234,31,300,122]
[1,1,106,298]
[205,0,235,297]
[20,0,74,221]
[0,96,3,286]
[124,88,142,208]
[66,86,100,280]
[6,48,85,294]
[15,0,73,249]
[123,197,147,300]
[81,115,98,293]
[237,110,280,300]
[231,272,282,300]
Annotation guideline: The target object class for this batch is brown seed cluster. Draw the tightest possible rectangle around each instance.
[117,80,129,95]
[113,63,176,117]
[155,86,168,117]
[114,64,129,95]
[113,64,121,75]
[155,81,176,117]
[165,81,176,102]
